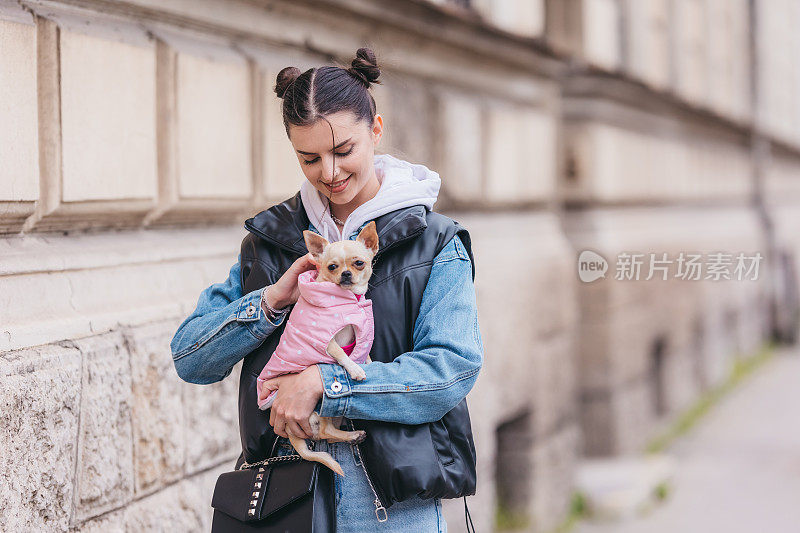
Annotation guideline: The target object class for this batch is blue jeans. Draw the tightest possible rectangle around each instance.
[275,429,447,532]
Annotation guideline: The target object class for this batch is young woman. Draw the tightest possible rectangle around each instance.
[171,48,482,533]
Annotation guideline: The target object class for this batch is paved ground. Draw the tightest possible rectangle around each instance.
[576,347,800,533]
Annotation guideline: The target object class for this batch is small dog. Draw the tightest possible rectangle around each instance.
[256,221,379,476]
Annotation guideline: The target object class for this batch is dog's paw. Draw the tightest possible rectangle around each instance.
[350,367,367,381]
[350,430,367,444]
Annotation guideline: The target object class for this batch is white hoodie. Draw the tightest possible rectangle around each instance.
[300,153,442,242]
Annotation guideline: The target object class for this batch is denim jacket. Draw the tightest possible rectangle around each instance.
[170,220,483,426]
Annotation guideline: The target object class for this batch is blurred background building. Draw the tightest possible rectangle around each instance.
[1,0,799,531]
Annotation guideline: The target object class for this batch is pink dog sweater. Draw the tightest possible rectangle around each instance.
[256,269,374,410]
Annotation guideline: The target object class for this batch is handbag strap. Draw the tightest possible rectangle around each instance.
[238,436,316,470]
[238,453,304,470]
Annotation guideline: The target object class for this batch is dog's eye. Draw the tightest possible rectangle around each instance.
[353,260,365,268]
[327,264,337,271]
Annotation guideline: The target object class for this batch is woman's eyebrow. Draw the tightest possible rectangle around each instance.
[296,138,352,155]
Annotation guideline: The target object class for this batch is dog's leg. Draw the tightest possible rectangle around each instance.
[326,339,366,381]
[286,430,345,477]
[313,413,367,444]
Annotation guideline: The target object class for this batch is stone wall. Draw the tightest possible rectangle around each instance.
[0,1,572,531]
[2,0,800,532]
[551,0,800,458]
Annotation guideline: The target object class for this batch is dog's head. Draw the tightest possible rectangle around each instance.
[302,221,379,295]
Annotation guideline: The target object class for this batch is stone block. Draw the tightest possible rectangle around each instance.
[438,89,483,202]
[485,102,519,202]
[583,0,622,70]
[383,75,436,166]
[534,333,578,437]
[485,102,556,202]
[612,376,658,454]
[674,0,708,105]
[0,345,81,532]
[181,360,242,473]
[581,374,656,456]
[74,460,230,531]
[473,0,545,38]
[624,0,671,89]
[72,332,134,521]
[60,30,157,202]
[529,423,580,532]
[661,345,701,415]
[0,18,38,231]
[176,51,251,199]
[124,322,186,495]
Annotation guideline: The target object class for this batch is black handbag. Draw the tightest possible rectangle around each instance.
[211,438,336,532]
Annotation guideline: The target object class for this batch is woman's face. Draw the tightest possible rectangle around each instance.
[288,111,383,211]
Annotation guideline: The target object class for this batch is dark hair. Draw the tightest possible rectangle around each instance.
[274,47,381,136]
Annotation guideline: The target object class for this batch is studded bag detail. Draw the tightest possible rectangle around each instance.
[210,439,335,532]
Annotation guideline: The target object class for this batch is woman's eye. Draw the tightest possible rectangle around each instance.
[302,148,353,166]
[327,264,337,271]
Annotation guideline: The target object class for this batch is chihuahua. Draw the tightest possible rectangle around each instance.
[256,221,379,476]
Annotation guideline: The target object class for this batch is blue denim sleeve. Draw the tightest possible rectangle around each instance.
[170,253,288,385]
[315,233,484,424]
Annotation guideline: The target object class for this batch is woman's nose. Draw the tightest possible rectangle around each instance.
[320,155,341,182]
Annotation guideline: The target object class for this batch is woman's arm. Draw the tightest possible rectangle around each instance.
[170,253,287,385]
[315,233,483,425]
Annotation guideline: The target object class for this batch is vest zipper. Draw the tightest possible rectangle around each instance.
[346,419,389,522]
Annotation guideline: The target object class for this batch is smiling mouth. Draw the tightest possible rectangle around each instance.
[324,175,351,192]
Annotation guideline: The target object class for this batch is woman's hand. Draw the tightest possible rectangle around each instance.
[265,253,317,309]
[261,365,324,439]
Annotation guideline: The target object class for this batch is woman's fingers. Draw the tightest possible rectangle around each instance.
[270,253,317,308]
[259,379,278,401]
[266,370,320,440]
[289,413,314,439]
[272,414,286,438]
[289,253,315,276]
[286,420,308,440]
[298,252,316,271]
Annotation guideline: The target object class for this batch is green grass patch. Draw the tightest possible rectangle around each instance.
[494,501,532,531]
[548,491,588,533]
[645,340,776,454]
[653,481,670,501]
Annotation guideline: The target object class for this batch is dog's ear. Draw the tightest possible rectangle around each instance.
[356,221,379,255]
[303,230,329,263]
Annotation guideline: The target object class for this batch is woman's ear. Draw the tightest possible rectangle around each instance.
[372,114,383,146]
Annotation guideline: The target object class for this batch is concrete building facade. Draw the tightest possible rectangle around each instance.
[1,0,797,531]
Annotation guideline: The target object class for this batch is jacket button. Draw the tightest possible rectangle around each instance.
[331,380,342,393]
[246,304,255,316]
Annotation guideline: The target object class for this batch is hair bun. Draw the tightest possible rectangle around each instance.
[275,66,301,98]
[347,47,380,88]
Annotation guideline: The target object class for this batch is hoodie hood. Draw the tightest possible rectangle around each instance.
[300,153,441,242]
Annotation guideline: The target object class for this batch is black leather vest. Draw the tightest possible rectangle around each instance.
[234,192,477,507]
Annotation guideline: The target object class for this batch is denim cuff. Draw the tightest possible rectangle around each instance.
[240,287,286,339]
[316,363,351,417]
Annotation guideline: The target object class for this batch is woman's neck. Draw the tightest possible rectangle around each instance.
[330,167,381,223]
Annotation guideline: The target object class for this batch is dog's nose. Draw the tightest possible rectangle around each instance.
[341,270,352,279]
